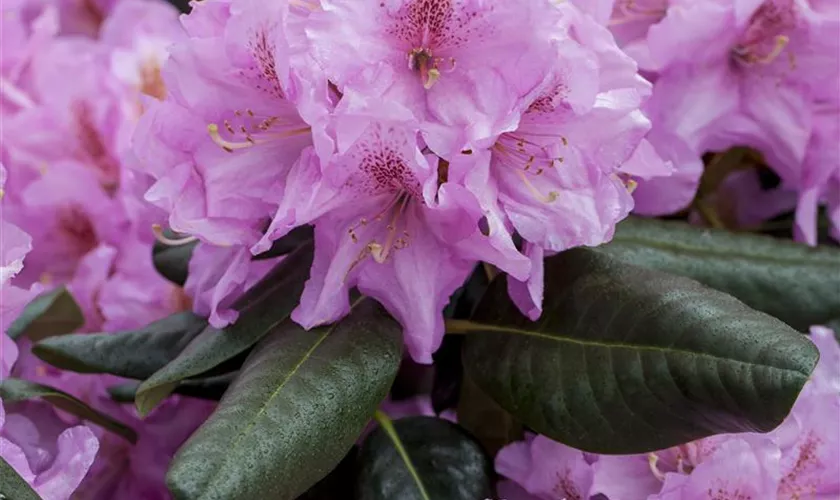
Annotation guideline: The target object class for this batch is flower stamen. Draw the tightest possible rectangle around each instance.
[517,170,558,203]
[207,124,256,152]
[610,0,668,26]
[734,35,790,64]
[648,453,667,482]
[0,76,36,110]
[409,48,446,89]
[207,111,311,153]
[152,224,198,246]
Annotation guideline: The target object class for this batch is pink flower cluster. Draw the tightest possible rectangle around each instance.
[494,326,840,500]
[134,0,673,363]
[573,0,840,243]
[2,0,213,497]
[1,162,98,499]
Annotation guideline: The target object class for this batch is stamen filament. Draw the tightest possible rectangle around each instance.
[289,0,319,11]
[648,453,667,482]
[152,224,198,246]
[370,195,410,263]
[0,76,36,110]
[735,35,790,65]
[517,170,558,203]
[424,68,441,90]
[755,35,789,64]
[207,124,255,152]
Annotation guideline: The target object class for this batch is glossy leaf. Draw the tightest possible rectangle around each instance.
[456,375,522,457]
[430,335,463,414]
[166,299,402,500]
[356,415,494,500]
[0,457,40,500]
[0,378,137,443]
[599,216,840,330]
[462,248,819,454]
[136,243,313,416]
[153,239,198,287]
[7,286,83,341]
[297,447,358,500]
[108,373,234,403]
[32,312,206,379]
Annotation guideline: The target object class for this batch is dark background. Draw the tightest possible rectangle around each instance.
[164,0,191,14]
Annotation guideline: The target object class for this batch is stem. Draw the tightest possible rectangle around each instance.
[482,263,498,282]
[444,319,484,335]
[373,410,431,500]
[693,198,726,229]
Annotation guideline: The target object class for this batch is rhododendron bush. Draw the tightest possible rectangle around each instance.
[0,0,838,497]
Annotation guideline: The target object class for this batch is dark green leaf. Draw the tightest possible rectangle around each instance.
[0,457,40,500]
[389,358,434,402]
[0,378,136,443]
[32,312,206,379]
[108,382,141,403]
[462,248,818,454]
[7,286,83,341]
[153,238,198,287]
[166,299,402,500]
[443,265,490,320]
[697,147,757,197]
[356,415,493,500]
[108,373,234,403]
[431,334,463,414]
[296,447,358,500]
[598,216,840,331]
[456,375,522,457]
[173,373,236,401]
[252,225,314,261]
[136,243,313,416]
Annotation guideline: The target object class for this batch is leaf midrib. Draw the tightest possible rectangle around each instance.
[373,411,432,500]
[609,236,838,268]
[140,305,295,401]
[467,321,809,376]
[196,326,331,497]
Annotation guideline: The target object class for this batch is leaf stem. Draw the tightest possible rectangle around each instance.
[373,410,431,500]
[693,198,726,229]
[482,263,498,282]
[444,319,484,335]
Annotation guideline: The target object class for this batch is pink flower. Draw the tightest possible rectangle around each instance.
[291,119,477,363]
[185,242,279,328]
[3,162,129,287]
[479,3,659,253]
[3,36,133,195]
[601,0,840,240]
[650,436,781,500]
[72,396,214,500]
[796,105,840,245]
[0,1,57,116]
[132,0,329,247]
[305,0,563,155]
[95,236,191,332]
[100,0,184,102]
[0,399,99,500]
[495,434,595,500]
[1,265,98,500]
[472,3,669,318]
[12,345,212,500]
[44,0,118,38]
[1,163,38,373]
[138,0,672,360]
[277,81,531,363]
